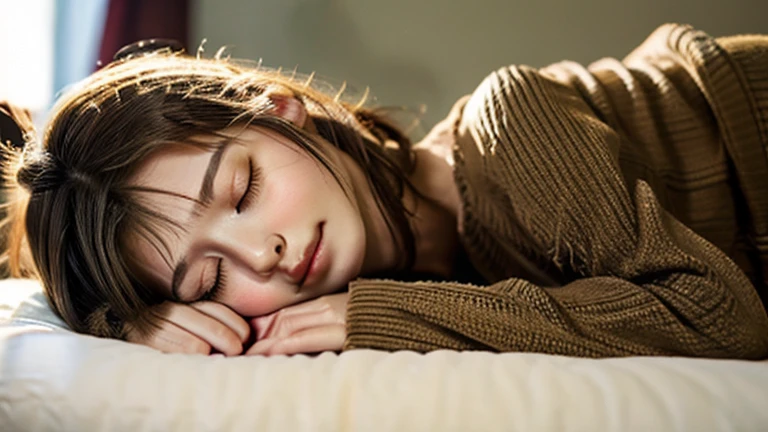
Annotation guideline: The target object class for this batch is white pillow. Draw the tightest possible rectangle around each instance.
[1,279,767,432]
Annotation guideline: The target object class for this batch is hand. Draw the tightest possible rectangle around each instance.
[245,292,348,356]
[125,301,251,356]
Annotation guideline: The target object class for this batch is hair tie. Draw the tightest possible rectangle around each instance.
[16,150,70,195]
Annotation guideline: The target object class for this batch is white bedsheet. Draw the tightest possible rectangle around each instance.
[1,279,767,432]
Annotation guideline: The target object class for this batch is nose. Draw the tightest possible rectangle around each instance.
[230,233,286,276]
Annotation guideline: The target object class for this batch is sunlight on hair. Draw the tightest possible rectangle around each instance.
[196,38,208,60]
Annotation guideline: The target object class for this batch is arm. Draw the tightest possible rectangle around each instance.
[346,183,768,357]
[345,58,768,358]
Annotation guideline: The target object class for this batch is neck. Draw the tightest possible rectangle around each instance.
[342,131,462,279]
[403,184,460,279]
[352,160,460,279]
[404,143,463,278]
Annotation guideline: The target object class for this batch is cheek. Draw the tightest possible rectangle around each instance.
[225,286,294,317]
[257,178,311,232]
[261,162,329,221]
[265,184,305,224]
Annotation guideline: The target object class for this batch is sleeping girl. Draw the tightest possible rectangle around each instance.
[4,23,768,358]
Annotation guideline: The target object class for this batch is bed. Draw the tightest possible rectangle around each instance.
[1,278,767,432]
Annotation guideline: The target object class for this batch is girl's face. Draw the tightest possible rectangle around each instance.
[127,125,379,317]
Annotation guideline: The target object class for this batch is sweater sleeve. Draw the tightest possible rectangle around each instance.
[346,183,768,357]
[344,54,768,358]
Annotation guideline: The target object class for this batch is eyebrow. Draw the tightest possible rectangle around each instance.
[170,140,232,301]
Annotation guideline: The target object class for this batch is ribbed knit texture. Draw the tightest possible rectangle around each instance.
[344,24,768,358]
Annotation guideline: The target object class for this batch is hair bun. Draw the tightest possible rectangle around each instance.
[0,101,34,149]
[15,151,67,195]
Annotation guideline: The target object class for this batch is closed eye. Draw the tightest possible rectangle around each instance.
[236,158,262,213]
[200,259,226,302]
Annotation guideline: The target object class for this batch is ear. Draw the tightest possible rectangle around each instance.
[266,92,308,128]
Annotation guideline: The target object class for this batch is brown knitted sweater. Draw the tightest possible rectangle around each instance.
[344,24,768,358]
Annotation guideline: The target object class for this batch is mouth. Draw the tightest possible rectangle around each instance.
[290,222,324,287]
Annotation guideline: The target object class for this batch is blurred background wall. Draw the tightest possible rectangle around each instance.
[2,0,768,132]
[1,0,188,127]
[192,0,768,126]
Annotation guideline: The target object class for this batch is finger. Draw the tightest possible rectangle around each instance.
[127,320,211,355]
[190,301,251,343]
[244,338,276,356]
[246,324,345,356]
[254,325,345,356]
[251,298,341,340]
[163,305,244,356]
[251,310,317,340]
[266,296,331,317]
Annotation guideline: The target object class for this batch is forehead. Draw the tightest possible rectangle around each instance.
[131,144,212,200]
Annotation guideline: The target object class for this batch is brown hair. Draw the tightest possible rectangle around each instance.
[2,50,417,338]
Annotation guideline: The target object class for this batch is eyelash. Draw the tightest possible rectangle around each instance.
[236,158,262,213]
[201,259,226,302]
[201,159,261,301]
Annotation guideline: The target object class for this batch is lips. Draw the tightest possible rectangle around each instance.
[287,223,324,286]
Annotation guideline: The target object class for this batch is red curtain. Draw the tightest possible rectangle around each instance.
[98,0,189,67]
